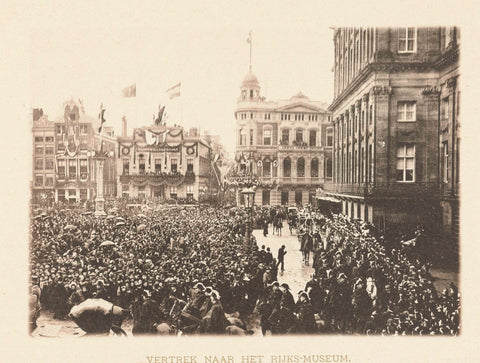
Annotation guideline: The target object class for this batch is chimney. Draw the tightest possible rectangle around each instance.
[122,115,127,137]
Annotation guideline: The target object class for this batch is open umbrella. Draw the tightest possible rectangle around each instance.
[116,222,125,227]
[137,214,147,218]
[100,240,116,247]
[34,215,43,220]
[137,224,147,232]
[105,215,115,220]
[115,217,125,222]
[64,224,76,231]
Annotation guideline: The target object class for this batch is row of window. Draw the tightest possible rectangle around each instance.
[35,146,55,155]
[236,112,323,121]
[239,128,333,146]
[240,158,333,178]
[55,124,89,134]
[34,174,54,187]
[122,185,195,198]
[122,158,194,174]
[34,136,54,143]
[239,190,317,206]
[57,189,88,200]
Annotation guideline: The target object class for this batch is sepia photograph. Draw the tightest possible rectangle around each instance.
[2,1,479,363]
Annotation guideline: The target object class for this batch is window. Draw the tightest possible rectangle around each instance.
[69,159,76,179]
[170,158,177,172]
[442,97,449,120]
[35,175,43,187]
[170,186,177,198]
[45,136,54,143]
[283,158,291,177]
[137,186,146,199]
[35,146,43,155]
[263,128,272,145]
[281,129,289,144]
[295,130,303,143]
[58,159,65,178]
[297,158,305,177]
[295,191,303,205]
[262,190,270,205]
[80,124,88,134]
[57,189,65,201]
[139,155,145,173]
[45,175,53,187]
[263,160,271,177]
[68,189,76,198]
[56,125,65,134]
[153,186,163,198]
[154,158,162,172]
[250,90,253,99]
[45,158,54,170]
[396,144,415,182]
[327,129,333,146]
[45,146,54,155]
[80,189,87,201]
[326,158,333,178]
[186,159,194,172]
[123,158,130,174]
[242,90,246,100]
[443,142,449,183]
[397,101,416,122]
[35,158,43,170]
[186,185,194,196]
[398,27,416,53]
[369,144,374,182]
[80,159,88,178]
[250,129,254,145]
[281,191,289,205]
[311,158,319,177]
[309,130,317,146]
[34,136,44,142]
[369,104,373,125]
[239,129,246,146]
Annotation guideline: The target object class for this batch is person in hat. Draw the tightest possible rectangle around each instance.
[277,245,287,272]
[279,283,295,311]
[295,291,317,334]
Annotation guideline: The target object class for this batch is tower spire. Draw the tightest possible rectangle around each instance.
[247,30,252,71]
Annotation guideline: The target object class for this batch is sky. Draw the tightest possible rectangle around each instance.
[28,2,335,156]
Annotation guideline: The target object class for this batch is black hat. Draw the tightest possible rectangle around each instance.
[280,283,290,290]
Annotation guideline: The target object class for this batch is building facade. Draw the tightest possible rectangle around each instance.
[234,70,333,206]
[116,124,214,202]
[32,99,117,206]
[326,27,460,242]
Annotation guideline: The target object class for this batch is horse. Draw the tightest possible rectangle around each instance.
[275,218,283,236]
[301,233,314,265]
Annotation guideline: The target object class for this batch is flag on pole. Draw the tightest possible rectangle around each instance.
[122,84,136,98]
[98,103,106,133]
[154,105,166,125]
[166,82,181,99]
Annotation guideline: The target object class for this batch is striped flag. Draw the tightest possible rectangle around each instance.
[166,82,181,99]
[122,84,136,98]
[98,103,106,133]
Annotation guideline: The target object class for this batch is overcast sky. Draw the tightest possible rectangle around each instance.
[29,3,335,155]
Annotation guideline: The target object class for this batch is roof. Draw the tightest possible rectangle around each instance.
[241,70,260,88]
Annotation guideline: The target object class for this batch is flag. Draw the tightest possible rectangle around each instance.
[122,84,136,98]
[155,105,166,125]
[247,30,252,44]
[166,82,181,99]
[98,103,106,133]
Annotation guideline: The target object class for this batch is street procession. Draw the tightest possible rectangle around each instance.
[29,25,461,338]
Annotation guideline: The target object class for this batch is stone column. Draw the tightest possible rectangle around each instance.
[94,156,107,216]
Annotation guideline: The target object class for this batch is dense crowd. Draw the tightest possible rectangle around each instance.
[29,204,460,336]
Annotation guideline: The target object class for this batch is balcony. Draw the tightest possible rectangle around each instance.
[325,182,440,200]
[278,141,323,152]
[119,171,196,186]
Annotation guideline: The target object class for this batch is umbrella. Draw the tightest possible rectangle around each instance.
[116,217,125,221]
[34,215,43,220]
[137,224,147,232]
[116,222,125,227]
[64,225,76,230]
[100,240,116,247]
[138,214,147,218]
[106,215,115,220]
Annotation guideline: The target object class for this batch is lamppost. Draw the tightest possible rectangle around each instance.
[241,187,255,250]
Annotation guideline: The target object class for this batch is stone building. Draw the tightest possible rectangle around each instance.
[116,123,215,202]
[325,27,460,242]
[32,100,117,205]
[234,69,333,206]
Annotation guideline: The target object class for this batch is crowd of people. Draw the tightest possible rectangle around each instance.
[29,203,460,336]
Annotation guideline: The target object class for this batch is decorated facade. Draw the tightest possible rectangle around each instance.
[233,70,333,206]
[116,124,214,202]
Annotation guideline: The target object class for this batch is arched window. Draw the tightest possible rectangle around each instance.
[283,158,291,177]
[297,157,305,177]
[263,159,271,177]
[326,158,333,178]
[263,127,272,145]
[311,158,319,177]
[239,129,246,145]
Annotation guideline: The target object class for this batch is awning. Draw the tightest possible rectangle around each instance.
[315,196,341,203]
